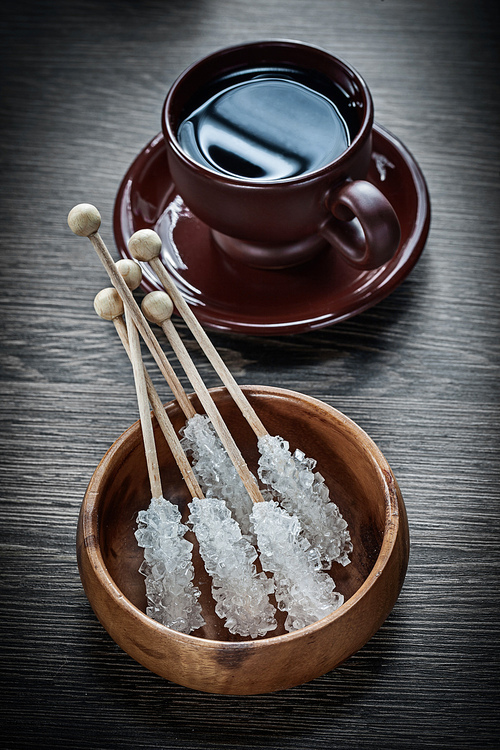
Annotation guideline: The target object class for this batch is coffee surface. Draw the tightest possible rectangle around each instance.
[177,72,350,180]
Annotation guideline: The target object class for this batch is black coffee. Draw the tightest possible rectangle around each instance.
[177,67,352,181]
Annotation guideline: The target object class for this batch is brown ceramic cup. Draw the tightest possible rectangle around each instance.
[162,40,401,269]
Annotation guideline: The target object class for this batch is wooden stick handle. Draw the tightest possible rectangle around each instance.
[128,229,268,439]
[93,286,204,500]
[113,315,204,500]
[164,318,265,503]
[67,205,196,420]
[124,307,163,499]
[141,291,265,504]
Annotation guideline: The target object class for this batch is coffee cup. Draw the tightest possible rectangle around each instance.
[162,40,400,269]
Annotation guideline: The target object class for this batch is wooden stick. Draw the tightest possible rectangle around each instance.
[67,204,196,420]
[69,206,263,502]
[128,228,268,440]
[93,287,204,500]
[125,305,163,499]
[142,291,266,505]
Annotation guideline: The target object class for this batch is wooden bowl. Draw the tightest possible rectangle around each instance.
[77,386,409,694]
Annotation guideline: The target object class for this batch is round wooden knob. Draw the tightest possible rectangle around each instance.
[68,204,101,236]
[116,258,142,290]
[141,291,174,325]
[128,229,162,262]
[94,288,124,320]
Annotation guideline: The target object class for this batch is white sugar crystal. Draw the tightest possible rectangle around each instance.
[257,434,352,569]
[251,500,344,632]
[135,495,205,634]
[189,496,277,638]
[181,414,255,540]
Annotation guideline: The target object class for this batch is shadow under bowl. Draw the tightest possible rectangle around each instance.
[77,386,409,694]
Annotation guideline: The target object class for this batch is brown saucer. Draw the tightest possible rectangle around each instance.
[114,123,430,335]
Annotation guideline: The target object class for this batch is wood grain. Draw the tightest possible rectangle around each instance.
[1,0,499,747]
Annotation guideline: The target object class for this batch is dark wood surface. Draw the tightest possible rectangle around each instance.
[1,0,498,747]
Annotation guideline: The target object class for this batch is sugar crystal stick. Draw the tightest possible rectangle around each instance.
[251,500,344,631]
[189,497,277,638]
[104,285,203,633]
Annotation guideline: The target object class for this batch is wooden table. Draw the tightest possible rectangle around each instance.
[1,1,498,747]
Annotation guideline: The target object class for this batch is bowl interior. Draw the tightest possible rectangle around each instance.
[95,386,389,643]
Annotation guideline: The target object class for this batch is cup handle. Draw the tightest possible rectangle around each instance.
[321,180,401,269]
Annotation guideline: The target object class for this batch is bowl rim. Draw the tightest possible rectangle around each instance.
[79,385,402,650]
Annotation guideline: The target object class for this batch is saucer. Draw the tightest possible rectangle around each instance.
[114,123,430,335]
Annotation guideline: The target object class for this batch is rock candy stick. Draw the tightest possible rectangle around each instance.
[126,307,204,634]
[251,500,344,632]
[92,275,204,634]
[137,293,281,635]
